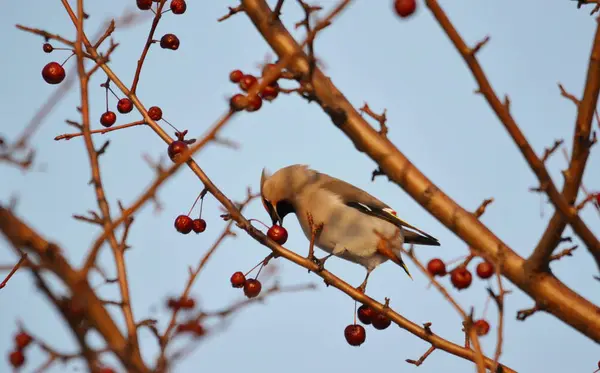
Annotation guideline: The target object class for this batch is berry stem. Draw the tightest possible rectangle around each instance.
[60,52,75,66]
[248,218,270,229]
[254,261,265,280]
[104,82,109,112]
[187,189,205,217]
[244,259,264,277]
[353,300,357,324]
[244,253,275,277]
[162,118,182,133]
[199,195,204,219]
[107,86,120,100]
[482,293,491,318]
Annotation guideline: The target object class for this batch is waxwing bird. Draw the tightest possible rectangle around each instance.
[260,164,440,292]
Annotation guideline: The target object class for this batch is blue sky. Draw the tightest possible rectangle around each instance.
[1,1,599,372]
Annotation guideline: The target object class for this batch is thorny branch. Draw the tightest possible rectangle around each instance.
[425,0,600,272]
[240,0,600,347]
[529,19,600,272]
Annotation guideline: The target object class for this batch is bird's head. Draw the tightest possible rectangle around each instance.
[260,165,313,226]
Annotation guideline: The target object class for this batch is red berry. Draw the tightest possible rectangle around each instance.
[230,94,248,111]
[100,111,117,128]
[357,304,374,325]
[170,0,187,14]
[243,279,262,298]
[246,95,263,112]
[344,324,366,346]
[230,271,246,288]
[473,319,490,336]
[176,320,205,337]
[137,0,153,10]
[267,225,288,245]
[98,367,116,373]
[595,193,600,205]
[192,219,206,233]
[42,62,66,84]
[229,69,244,83]
[451,267,473,290]
[239,74,258,91]
[160,34,180,50]
[371,312,391,330]
[260,83,280,101]
[394,0,417,18]
[180,297,195,309]
[476,261,494,279]
[174,215,193,234]
[14,332,32,350]
[168,140,188,162]
[148,106,163,121]
[117,98,133,114]
[427,258,446,276]
[167,298,181,309]
[43,43,53,53]
[9,350,25,368]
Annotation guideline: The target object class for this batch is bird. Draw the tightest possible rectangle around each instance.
[260,164,440,292]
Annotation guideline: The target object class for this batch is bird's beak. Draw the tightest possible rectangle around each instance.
[268,200,283,226]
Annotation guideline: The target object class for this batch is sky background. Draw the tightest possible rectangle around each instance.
[1,1,600,372]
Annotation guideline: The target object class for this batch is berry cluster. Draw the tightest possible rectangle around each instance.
[342,303,394,347]
[7,331,32,369]
[426,257,494,290]
[40,41,73,85]
[426,257,494,337]
[167,296,196,310]
[174,188,208,235]
[228,64,281,112]
[165,295,206,338]
[99,81,135,128]
[230,270,263,299]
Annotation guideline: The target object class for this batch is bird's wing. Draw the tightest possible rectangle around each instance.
[318,172,440,246]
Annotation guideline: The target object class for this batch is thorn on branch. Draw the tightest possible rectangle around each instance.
[529,181,549,193]
[559,236,573,243]
[423,322,433,334]
[73,210,103,225]
[469,35,490,56]
[558,83,580,105]
[0,253,28,290]
[406,345,436,367]
[270,0,286,22]
[360,103,388,137]
[549,245,578,261]
[516,303,544,321]
[371,167,386,181]
[96,140,110,156]
[217,5,244,22]
[541,139,564,162]
[66,120,83,130]
[503,95,511,111]
[473,198,494,218]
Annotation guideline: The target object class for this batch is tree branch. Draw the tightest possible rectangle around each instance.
[238,0,600,343]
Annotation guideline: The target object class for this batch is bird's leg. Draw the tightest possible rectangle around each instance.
[356,269,372,293]
[306,212,324,262]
